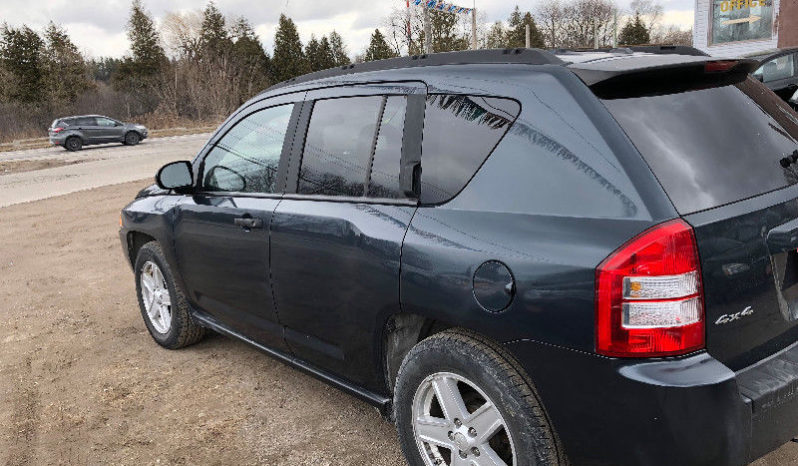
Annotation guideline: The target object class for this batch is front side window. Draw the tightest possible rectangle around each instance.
[202,104,294,193]
[299,96,383,197]
[420,95,520,204]
[711,0,774,45]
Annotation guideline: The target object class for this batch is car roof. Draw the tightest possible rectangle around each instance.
[263,47,735,94]
[743,47,798,63]
[59,115,113,120]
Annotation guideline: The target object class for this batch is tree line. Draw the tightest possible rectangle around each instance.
[0,0,690,143]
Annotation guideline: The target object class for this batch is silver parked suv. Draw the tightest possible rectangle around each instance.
[49,114,148,151]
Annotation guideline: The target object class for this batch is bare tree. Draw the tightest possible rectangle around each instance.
[629,0,663,32]
[651,25,693,45]
[161,11,203,59]
[538,0,617,48]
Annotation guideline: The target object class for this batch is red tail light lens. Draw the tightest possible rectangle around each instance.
[53,127,64,133]
[596,219,705,357]
[705,60,739,73]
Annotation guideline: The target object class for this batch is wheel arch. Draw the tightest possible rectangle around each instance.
[127,230,157,267]
[382,313,510,395]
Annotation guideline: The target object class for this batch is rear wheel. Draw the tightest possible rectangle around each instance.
[134,242,205,349]
[124,131,140,146]
[395,329,560,466]
[65,136,82,151]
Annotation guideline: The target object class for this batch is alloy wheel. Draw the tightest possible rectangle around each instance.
[412,371,516,466]
[140,261,172,334]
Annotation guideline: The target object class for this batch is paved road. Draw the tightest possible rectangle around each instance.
[0,134,210,208]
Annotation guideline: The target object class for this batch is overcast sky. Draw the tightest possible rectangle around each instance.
[0,0,695,59]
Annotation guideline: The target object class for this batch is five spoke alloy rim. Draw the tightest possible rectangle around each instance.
[139,261,172,334]
[412,371,516,466]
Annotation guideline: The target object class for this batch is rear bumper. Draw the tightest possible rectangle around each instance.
[505,339,798,465]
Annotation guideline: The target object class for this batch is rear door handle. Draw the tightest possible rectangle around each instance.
[234,217,263,229]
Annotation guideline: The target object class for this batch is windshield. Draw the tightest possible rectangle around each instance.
[602,78,798,213]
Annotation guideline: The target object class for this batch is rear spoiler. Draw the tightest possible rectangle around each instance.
[569,56,759,98]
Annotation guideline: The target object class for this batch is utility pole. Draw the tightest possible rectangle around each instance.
[525,24,531,48]
[471,1,478,50]
[613,10,619,47]
[423,7,432,54]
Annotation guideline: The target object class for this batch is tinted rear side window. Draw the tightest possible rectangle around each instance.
[299,96,383,197]
[603,78,798,213]
[420,95,520,204]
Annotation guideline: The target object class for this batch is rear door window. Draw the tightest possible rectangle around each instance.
[420,95,520,204]
[603,78,798,213]
[298,96,383,197]
[368,96,406,199]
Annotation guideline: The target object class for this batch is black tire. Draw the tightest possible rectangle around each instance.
[134,241,205,349]
[65,136,82,151]
[394,328,561,466]
[124,131,141,146]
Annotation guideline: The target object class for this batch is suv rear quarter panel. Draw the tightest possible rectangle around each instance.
[399,65,677,352]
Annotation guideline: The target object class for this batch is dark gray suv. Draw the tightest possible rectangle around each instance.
[49,115,148,151]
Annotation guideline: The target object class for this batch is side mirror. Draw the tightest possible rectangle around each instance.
[156,161,193,192]
[206,165,246,192]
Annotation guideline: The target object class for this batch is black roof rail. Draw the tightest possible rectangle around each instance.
[626,45,709,57]
[551,45,708,57]
[263,48,565,93]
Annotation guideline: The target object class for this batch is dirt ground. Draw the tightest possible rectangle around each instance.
[0,158,86,175]
[1,179,797,465]
[0,180,405,465]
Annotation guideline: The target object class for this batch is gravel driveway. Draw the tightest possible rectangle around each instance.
[0,139,796,465]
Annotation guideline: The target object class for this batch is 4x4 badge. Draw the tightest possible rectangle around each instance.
[715,306,754,325]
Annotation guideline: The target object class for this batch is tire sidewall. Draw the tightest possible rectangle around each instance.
[134,244,182,347]
[125,132,140,145]
[65,137,81,151]
[395,334,556,466]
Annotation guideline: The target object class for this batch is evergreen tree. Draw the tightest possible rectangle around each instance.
[126,0,166,75]
[485,21,506,49]
[231,17,271,96]
[328,30,351,67]
[305,34,322,71]
[619,12,650,45]
[272,14,310,82]
[506,7,544,48]
[317,36,337,70]
[43,22,92,102]
[0,25,45,103]
[199,1,231,57]
[428,10,468,53]
[364,29,396,62]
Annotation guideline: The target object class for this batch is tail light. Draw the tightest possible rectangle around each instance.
[53,127,64,133]
[596,219,705,357]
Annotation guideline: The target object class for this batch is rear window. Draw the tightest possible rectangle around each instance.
[420,95,520,204]
[602,78,798,213]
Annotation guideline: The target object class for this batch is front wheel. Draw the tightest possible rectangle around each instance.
[394,329,561,466]
[124,131,141,146]
[134,242,205,349]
